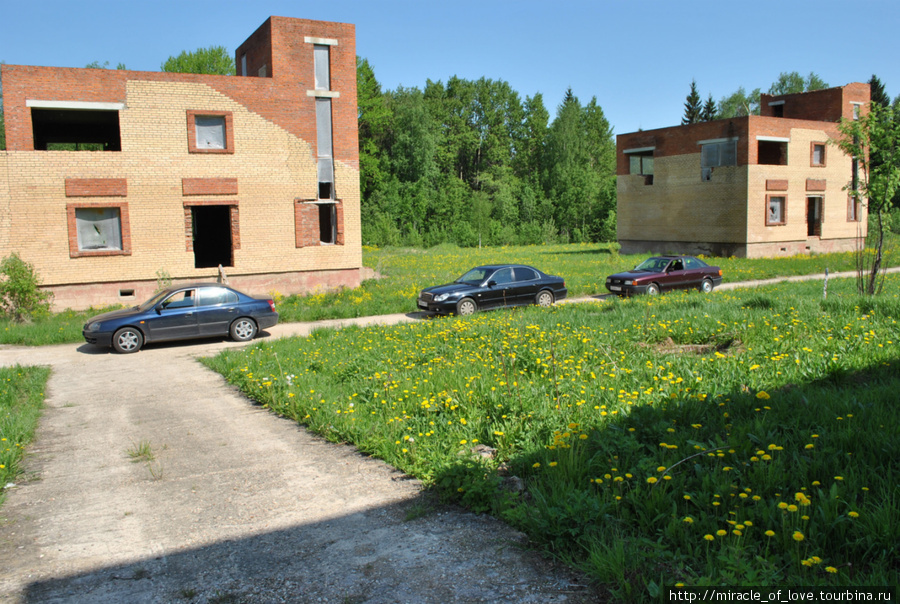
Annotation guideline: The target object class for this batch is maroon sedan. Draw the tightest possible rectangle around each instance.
[605,255,723,296]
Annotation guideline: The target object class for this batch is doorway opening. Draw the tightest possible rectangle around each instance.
[807,196,822,237]
[192,205,233,268]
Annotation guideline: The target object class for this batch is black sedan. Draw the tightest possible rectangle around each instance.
[83,283,279,353]
[605,255,723,296]
[417,265,567,316]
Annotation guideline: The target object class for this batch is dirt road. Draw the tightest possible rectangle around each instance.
[0,314,595,603]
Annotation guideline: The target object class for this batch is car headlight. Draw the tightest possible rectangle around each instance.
[624,280,634,285]
[433,293,450,302]
[87,322,101,332]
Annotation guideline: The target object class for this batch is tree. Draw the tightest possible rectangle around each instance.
[161,46,235,75]
[701,94,718,122]
[682,80,702,124]
[85,61,126,70]
[768,71,828,96]
[0,253,53,322]
[833,102,900,295]
[357,57,391,204]
[868,75,890,109]
[717,87,761,118]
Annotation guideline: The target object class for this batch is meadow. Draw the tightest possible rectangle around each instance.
[274,241,895,322]
[204,274,899,598]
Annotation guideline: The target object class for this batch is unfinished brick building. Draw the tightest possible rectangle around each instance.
[0,16,361,310]
[616,83,870,257]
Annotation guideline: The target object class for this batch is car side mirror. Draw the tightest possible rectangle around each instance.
[487,280,497,287]
[155,304,165,314]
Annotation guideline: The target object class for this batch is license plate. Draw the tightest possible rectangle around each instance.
[417,300,427,309]
[610,286,622,292]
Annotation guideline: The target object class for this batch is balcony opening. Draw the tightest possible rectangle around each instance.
[758,140,788,165]
[31,108,121,151]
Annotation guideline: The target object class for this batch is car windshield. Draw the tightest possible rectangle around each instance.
[633,257,672,272]
[456,267,491,284]
[136,289,173,311]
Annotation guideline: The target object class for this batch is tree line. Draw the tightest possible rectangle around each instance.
[357,59,616,247]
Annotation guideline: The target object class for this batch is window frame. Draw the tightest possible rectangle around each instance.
[66,202,132,258]
[766,195,787,226]
[186,110,234,154]
[810,142,827,167]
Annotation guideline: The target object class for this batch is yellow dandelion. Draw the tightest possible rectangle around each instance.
[826,566,838,574]
[716,529,727,537]
[765,530,775,537]
[647,477,658,484]
[848,511,859,518]
[756,391,770,400]
[793,531,805,542]
[704,534,714,541]
[683,516,694,524]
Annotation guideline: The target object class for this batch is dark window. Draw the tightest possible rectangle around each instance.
[492,268,514,284]
[31,108,121,151]
[163,290,196,309]
[758,140,788,165]
[318,203,336,243]
[198,287,238,306]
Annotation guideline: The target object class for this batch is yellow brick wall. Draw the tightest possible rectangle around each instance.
[1,80,361,292]
[617,153,749,244]
[746,126,865,245]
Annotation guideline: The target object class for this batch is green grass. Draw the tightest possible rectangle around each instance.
[203,275,900,597]
[0,365,50,503]
[2,239,898,345]
[273,239,899,322]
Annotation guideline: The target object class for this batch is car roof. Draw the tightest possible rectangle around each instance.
[475,264,538,270]
[161,282,237,293]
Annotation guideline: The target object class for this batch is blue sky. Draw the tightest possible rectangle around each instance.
[3,0,898,135]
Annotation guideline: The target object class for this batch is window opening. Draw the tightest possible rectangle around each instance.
[701,140,736,180]
[628,151,654,184]
[194,115,226,150]
[773,105,784,118]
[76,207,123,251]
[806,196,823,237]
[318,203,336,243]
[767,195,786,226]
[31,108,121,151]
[811,143,826,166]
[314,45,331,90]
[848,195,860,222]
[163,290,196,309]
[191,206,233,268]
[758,140,788,165]
[316,97,335,199]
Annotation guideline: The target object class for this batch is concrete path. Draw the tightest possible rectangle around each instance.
[0,314,593,603]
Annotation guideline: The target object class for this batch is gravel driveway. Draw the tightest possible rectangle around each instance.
[0,314,597,604]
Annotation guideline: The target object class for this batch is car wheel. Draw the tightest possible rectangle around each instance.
[112,327,143,354]
[456,298,477,316]
[536,290,554,307]
[230,318,258,342]
[699,278,714,293]
[647,283,660,296]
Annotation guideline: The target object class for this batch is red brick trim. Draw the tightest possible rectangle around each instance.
[182,201,240,252]
[66,202,132,257]
[186,110,234,154]
[806,179,827,192]
[65,178,127,197]
[182,178,238,196]
[810,141,827,167]
[766,179,789,191]
[765,194,787,226]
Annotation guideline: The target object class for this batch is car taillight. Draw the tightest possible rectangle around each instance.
[718,269,723,276]
[267,300,276,312]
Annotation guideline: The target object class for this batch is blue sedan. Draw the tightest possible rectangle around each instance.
[83,283,279,353]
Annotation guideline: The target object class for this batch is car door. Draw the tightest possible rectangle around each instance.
[197,286,241,336]
[145,288,201,342]
[510,266,540,304]
[664,259,690,290]
[480,268,515,308]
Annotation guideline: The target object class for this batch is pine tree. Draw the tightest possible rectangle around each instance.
[701,94,718,122]
[682,80,702,124]
[869,75,890,108]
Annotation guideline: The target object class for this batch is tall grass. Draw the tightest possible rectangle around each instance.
[204,275,900,596]
[0,365,50,502]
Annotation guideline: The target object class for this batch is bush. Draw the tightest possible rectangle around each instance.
[0,253,53,322]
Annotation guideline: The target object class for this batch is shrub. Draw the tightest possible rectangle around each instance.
[0,253,53,322]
